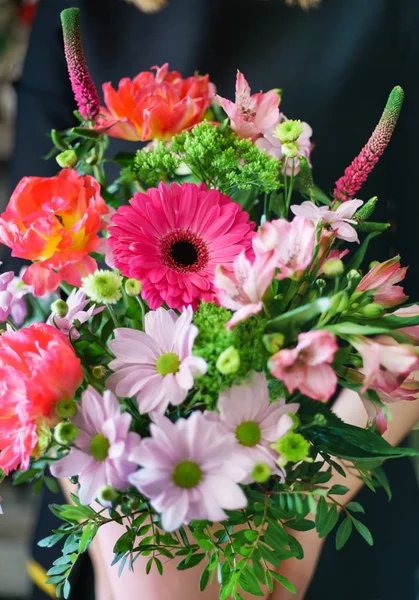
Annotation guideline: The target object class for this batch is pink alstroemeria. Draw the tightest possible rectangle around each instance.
[291,199,363,243]
[0,262,15,322]
[390,305,419,342]
[256,118,313,175]
[357,256,407,308]
[214,250,276,328]
[215,72,280,141]
[269,330,339,402]
[352,336,419,394]
[47,288,104,340]
[51,386,141,505]
[253,217,316,280]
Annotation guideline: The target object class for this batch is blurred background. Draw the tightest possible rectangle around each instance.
[0,3,40,600]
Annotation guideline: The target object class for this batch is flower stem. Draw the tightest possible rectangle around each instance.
[106,303,119,327]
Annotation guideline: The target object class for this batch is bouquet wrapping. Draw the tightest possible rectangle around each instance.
[1,8,419,599]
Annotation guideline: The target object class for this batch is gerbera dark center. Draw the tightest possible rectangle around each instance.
[160,229,209,274]
[171,240,198,267]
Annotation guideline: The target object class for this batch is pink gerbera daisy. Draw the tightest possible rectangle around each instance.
[108,182,255,310]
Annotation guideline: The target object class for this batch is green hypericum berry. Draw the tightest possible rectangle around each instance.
[92,365,107,379]
[274,120,304,144]
[252,462,271,483]
[274,432,310,464]
[216,346,240,375]
[51,299,69,318]
[56,149,78,168]
[54,422,79,446]
[124,278,142,297]
[82,269,123,304]
[98,485,119,505]
[55,399,78,419]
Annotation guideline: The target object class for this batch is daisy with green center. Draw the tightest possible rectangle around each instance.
[82,269,123,304]
[129,412,247,532]
[106,307,207,414]
[208,372,299,482]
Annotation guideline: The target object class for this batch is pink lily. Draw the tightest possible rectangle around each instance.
[357,256,407,308]
[291,199,363,243]
[391,304,419,342]
[215,72,280,141]
[215,250,277,329]
[269,330,339,402]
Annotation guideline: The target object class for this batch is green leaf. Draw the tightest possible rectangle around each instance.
[63,580,71,599]
[240,567,264,596]
[78,522,94,553]
[244,529,258,543]
[259,543,281,567]
[311,184,332,206]
[373,466,392,500]
[38,533,65,548]
[315,496,328,533]
[286,519,316,532]
[328,485,350,496]
[197,539,214,551]
[336,518,353,550]
[346,231,381,271]
[326,322,391,336]
[345,502,365,514]
[352,518,374,546]
[155,558,163,575]
[146,558,153,575]
[265,297,331,333]
[200,566,210,591]
[177,553,205,570]
[72,127,101,139]
[44,476,60,494]
[270,571,297,594]
[318,504,339,538]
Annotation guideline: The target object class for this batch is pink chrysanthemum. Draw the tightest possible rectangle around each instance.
[107,307,207,414]
[208,372,299,481]
[129,412,247,531]
[108,182,255,310]
[51,386,141,505]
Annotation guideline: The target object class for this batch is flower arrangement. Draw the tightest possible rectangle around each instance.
[1,7,419,599]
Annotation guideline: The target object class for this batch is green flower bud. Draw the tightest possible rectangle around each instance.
[330,291,349,314]
[281,141,299,158]
[353,196,378,222]
[55,399,78,419]
[56,149,78,168]
[32,420,52,460]
[129,497,141,511]
[322,259,344,278]
[369,261,378,269]
[92,365,107,379]
[274,432,311,464]
[51,299,69,318]
[347,269,362,281]
[315,278,326,292]
[287,413,301,431]
[251,462,271,483]
[313,413,327,427]
[360,303,385,318]
[124,278,142,297]
[274,119,304,144]
[263,333,285,354]
[98,485,119,505]
[216,346,240,375]
[54,422,79,446]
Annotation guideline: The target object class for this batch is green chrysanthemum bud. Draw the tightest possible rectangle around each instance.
[54,422,79,446]
[51,299,69,318]
[56,150,78,168]
[263,333,285,354]
[82,269,123,304]
[55,399,78,419]
[216,346,240,375]
[98,485,119,505]
[92,365,107,379]
[360,303,385,318]
[275,120,304,144]
[124,278,142,297]
[281,141,299,158]
[322,259,344,278]
[251,462,271,483]
[274,432,311,464]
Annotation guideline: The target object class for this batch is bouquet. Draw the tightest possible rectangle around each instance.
[1,7,419,599]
